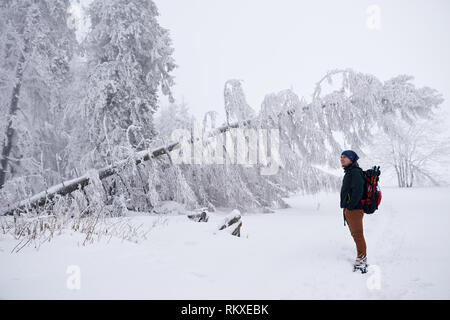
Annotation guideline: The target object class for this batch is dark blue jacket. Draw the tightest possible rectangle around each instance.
[340,161,365,210]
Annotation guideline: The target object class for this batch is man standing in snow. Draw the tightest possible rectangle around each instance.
[340,150,368,273]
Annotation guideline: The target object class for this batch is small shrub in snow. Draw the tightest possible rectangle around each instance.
[187,211,209,222]
[0,193,156,252]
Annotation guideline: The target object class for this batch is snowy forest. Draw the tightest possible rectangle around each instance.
[1,0,449,300]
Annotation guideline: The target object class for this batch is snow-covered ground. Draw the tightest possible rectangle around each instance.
[1,186,449,299]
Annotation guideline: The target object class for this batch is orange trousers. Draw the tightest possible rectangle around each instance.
[344,208,367,258]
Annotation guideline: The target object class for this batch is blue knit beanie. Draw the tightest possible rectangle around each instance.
[341,150,359,162]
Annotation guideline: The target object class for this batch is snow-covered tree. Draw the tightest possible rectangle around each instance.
[377,75,445,187]
[47,0,180,215]
[368,115,449,188]
[71,0,176,170]
[259,88,340,195]
[0,0,77,193]
[224,79,255,125]
[155,101,194,143]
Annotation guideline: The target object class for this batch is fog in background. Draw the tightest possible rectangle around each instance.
[152,0,450,123]
[71,0,450,123]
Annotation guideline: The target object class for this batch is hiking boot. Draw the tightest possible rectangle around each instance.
[353,256,368,274]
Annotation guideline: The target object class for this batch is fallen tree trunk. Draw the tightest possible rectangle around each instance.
[1,141,180,216]
[1,119,254,216]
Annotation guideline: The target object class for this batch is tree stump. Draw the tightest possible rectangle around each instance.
[187,211,209,222]
[218,209,242,237]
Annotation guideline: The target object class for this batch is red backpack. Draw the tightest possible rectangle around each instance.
[361,166,382,214]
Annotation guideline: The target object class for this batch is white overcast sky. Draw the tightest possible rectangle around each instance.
[153,0,450,121]
[74,0,450,122]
